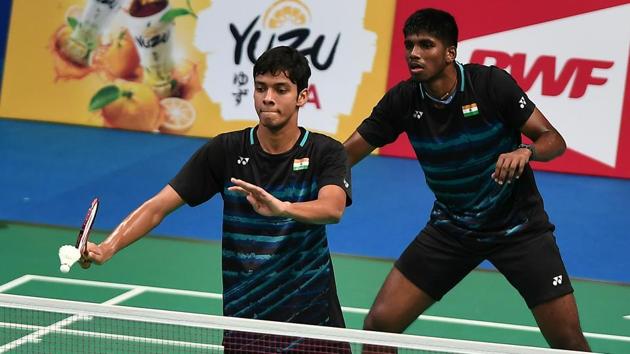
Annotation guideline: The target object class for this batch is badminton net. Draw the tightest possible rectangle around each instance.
[0,293,578,353]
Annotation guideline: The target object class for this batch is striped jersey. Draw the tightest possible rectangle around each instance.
[170,126,351,327]
[358,62,554,239]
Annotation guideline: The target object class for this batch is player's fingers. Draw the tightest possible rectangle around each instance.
[515,160,526,180]
[506,159,519,182]
[227,186,249,196]
[494,156,509,184]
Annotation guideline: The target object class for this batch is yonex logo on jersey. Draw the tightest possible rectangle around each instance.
[293,158,309,171]
[462,103,479,118]
[237,156,250,165]
[519,97,527,109]
[413,110,423,119]
[552,275,563,286]
[343,178,349,188]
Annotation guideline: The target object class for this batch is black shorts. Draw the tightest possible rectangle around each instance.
[395,225,574,308]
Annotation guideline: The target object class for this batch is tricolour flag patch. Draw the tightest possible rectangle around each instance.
[293,158,309,171]
[462,103,479,118]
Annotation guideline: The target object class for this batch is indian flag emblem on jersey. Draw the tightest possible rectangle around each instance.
[293,158,310,171]
[462,103,479,118]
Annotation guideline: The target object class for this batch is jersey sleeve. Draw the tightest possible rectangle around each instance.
[489,66,536,130]
[169,136,225,207]
[317,140,352,206]
[356,84,407,147]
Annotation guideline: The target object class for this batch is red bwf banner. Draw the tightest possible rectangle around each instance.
[382,0,630,179]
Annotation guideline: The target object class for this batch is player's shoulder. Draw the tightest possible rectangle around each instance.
[388,78,417,95]
[305,130,343,147]
[213,128,250,145]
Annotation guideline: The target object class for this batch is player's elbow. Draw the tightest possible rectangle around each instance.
[327,205,345,224]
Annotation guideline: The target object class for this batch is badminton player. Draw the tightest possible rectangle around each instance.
[81,46,352,353]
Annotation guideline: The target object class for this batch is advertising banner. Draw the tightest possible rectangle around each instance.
[0,0,394,142]
[383,0,630,178]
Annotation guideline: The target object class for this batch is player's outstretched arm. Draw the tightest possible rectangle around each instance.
[229,178,346,224]
[80,185,185,268]
[492,108,566,184]
[343,131,376,167]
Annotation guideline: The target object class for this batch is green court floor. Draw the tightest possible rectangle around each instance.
[1,222,629,353]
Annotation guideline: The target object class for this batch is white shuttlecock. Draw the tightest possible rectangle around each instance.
[59,245,81,273]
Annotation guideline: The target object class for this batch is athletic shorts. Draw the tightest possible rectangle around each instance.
[395,225,574,308]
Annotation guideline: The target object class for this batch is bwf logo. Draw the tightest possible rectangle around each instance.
[457,5,630,168]
[552,275,563,286]
[237,156,250,165]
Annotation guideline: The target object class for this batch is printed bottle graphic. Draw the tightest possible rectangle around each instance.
[126,0,175,98]
[62,0,122,65]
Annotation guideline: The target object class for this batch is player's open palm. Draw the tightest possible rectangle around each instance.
[228,178,290,217]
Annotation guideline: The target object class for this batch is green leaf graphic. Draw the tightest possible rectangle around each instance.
[67,17,79,30]
[89,85,121,111]
[159,8,191,23]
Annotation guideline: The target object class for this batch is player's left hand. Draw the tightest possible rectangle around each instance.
[492,148,532,185]
[228,178,290,217]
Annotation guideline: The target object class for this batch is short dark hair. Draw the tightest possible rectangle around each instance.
[253,46,311,93]
[403,8,458,47]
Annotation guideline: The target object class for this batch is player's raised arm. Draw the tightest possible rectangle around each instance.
[343,131,376,167]
[80,185,184,268]
[229,178,346,224]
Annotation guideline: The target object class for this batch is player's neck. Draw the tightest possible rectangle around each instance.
[423,63,457,100]
[257,124,301,155]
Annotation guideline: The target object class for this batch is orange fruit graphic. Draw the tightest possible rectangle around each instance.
[263,0,310,28]
[101,81,162,131]
[100,30,140,79]
[159,97,196,134]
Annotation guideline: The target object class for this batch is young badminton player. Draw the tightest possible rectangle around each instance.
[81,46,352,352]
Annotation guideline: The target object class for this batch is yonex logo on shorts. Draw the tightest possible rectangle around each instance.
[413,110,423,119]
[552,275,563,286]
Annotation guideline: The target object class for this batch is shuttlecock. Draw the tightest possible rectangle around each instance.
[59,245,81,273]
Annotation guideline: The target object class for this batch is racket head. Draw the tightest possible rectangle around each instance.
[75,198,99,256]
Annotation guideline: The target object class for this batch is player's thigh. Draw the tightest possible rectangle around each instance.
[395,226,483,302]
[365,267,434,332]
[489,231,573,309]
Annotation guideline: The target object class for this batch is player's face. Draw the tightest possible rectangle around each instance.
[254,71,308,131]
[404,32,456,82]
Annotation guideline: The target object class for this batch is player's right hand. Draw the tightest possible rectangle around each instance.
[79,242,114,269]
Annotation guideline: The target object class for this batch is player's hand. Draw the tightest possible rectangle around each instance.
[228,178,290,217]
[79,242,114,269]
[491,148,532,185]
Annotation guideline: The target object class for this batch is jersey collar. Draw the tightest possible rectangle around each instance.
[418,61,465,102]
[249,126,310,148]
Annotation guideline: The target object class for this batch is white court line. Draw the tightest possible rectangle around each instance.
[3,274,630,344]
[0,284,148,352]
[0,275,34,293]
[0,322,221,350]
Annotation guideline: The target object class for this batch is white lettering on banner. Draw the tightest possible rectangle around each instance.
[458,5,630,167]
[194,0,376,133]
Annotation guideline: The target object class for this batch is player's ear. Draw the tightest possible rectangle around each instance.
[446,45,457,64]
[296,87,308,107]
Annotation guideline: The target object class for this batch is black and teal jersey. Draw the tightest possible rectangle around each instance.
[169,126,351,327]
[358,62,553,239]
